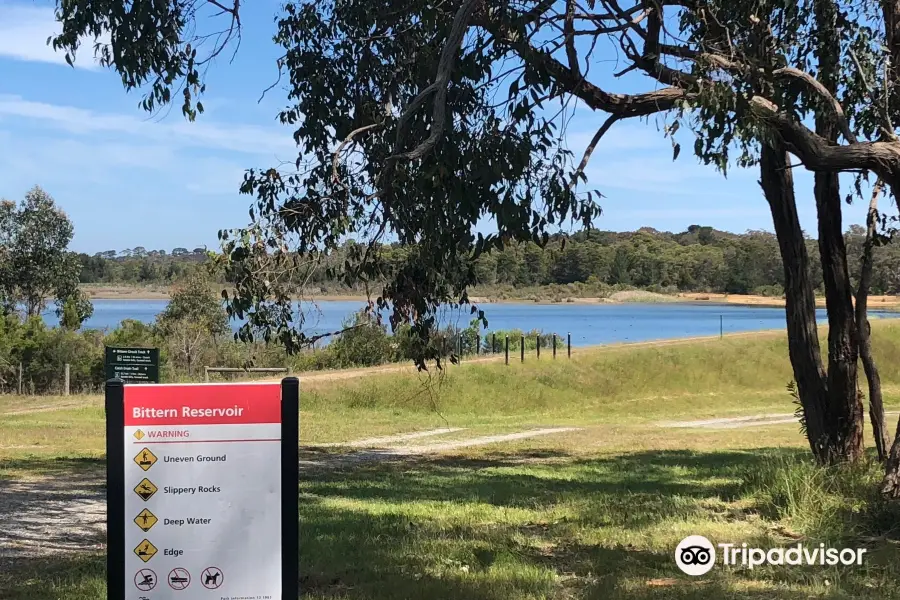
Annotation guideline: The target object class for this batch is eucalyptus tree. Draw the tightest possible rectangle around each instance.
[0,186,87,319]
[48,0,900,486]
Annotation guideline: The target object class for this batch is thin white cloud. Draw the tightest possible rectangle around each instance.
[0,131,177,188]
[0,3,105,69]
[184,159,248,196]
[0,94,296,157]
[583,154,728,196]
[565,118,671,154]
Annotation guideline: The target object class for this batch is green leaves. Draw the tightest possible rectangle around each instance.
[50,0,219,119]
[205,0,605,367]
[156,273,229,338]
[56,289,94,330]
[0,186,82,318]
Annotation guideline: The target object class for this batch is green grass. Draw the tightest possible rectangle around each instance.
[4,449,900,599]
[300,321,900,438]
[4,323,900,598]
[5,322,900,451]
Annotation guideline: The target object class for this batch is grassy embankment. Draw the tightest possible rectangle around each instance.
[3,325,900,598]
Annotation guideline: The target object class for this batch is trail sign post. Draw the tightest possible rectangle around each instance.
[106,379,299,599]
[105,347,160,383]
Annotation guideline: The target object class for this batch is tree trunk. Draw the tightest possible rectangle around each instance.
[813,169,864,462]
[882,420,900,498]
[812,0,864,463]
[759,141,831,462]
[856,181,890,461]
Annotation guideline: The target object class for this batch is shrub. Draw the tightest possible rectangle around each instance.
[481,328,564,353]
[327,311,395,368]
[1,316,104,393]
[752,284,785,297]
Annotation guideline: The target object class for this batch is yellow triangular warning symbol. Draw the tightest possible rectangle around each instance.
[134,429,145,440]
[134,478,158,501]
[133,448,158,471]
[134,508,158,532]
[133,539,158,562]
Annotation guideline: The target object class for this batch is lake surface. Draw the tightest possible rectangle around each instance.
[40,299,900,347]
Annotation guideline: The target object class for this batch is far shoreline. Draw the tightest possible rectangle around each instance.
[80,285,900,310]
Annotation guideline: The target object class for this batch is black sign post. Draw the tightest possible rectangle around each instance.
[105,377,300,600]
[104,347,160,383]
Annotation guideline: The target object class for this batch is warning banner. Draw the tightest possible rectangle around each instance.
[124,383,281,426]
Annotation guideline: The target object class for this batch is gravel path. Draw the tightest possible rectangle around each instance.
[0,472,105,565]
[658,411,900,430]
[317,427,466,448]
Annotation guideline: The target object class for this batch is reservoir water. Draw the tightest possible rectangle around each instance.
[40,299,900,347]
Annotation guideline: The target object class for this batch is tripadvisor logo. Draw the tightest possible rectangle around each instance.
[675,535,868,575]
[675,535,716,576]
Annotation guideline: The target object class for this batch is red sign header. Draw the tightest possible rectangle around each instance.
[124,383,282,426]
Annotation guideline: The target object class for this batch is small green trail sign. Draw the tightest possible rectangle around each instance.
[105,347,160,383]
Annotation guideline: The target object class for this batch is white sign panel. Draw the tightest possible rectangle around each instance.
[122,383,284,599]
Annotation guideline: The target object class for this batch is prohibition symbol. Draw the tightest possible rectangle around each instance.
[134,568,157,591]
[201,566,224,589]
[168,567,191,590]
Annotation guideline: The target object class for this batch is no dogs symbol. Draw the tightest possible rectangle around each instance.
[201,566,224,589]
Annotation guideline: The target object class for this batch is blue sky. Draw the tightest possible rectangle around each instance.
[0,0,874,254]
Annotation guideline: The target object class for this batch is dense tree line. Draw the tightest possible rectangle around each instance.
[77,225,900,296]
[77,248,209,285]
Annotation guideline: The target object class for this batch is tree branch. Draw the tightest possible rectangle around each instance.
[492,28,689,116]
[386,0,480,164]
[773,66,857,144]
[569,113,619,189]
[749,96,900,189]
[564,0,581,77]
[332,122,384,188]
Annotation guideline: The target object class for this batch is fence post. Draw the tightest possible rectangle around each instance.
[567,333,572,358]
[476,334,480,356]
[204,366,210,383]
[537,335,541,360]
[505,336,509,365]
[553,334,557,359]
[492,333,496,354]
[720,314,723,339]
[287,366,293,376]
[64,363,70,397]
[17,362,22,395]
[520,335,525,363]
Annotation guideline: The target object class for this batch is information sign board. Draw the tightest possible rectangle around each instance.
[105,379,299,599]
[105,347,160,383]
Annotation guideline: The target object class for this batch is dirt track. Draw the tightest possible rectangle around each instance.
[0,472,106,563]
[658,411,900,430]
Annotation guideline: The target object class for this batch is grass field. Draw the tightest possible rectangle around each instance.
[3,324,900,598]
